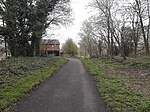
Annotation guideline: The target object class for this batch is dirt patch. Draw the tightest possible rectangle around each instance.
[105,65,150,97]
[127,67,150,78]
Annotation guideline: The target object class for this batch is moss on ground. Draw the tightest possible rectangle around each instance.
[0,57,68,111]
[81,58,150,112]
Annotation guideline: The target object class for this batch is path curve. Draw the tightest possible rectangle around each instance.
[10,59,109,112]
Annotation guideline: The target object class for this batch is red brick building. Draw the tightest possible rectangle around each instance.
[40,39,60,56]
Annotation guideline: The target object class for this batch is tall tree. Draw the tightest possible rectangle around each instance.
[135,0,150,56]
[0,0,71,57]
[90,0,117,59]
[78,20,96,58]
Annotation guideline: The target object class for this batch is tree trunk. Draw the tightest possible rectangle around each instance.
[121,27,126,60]
[135,0,150,56]
[35,38,41,56]
[107,22,111,58]
[98,40,102,57]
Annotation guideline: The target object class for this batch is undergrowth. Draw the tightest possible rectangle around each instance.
[81,58,150,112]
[0,57,68,111]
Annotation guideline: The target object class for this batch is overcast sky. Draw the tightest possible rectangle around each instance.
[47,0,92,47]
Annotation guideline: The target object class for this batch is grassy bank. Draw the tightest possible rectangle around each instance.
[81,57,150,112]
[0,57,68,111]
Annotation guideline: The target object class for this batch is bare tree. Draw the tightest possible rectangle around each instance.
[47,0,72,28]
[79,0,150,59]
[89,0,118,58]
[125,3,141,56]
[78,20,95,58]
[135,0,150,55]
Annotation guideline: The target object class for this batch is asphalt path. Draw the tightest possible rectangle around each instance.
[10,59,109,112]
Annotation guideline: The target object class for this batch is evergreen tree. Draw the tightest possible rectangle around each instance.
[0,0,71,57]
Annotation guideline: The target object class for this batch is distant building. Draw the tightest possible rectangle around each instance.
[40,39,60,56]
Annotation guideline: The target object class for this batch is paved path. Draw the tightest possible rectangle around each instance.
[10,59,109,112]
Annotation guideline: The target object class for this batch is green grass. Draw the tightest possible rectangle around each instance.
[123,57,150,69]
[81,58,150,112]
[0,57,68,111]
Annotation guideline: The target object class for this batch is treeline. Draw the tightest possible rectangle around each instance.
[0,0,71,57]
[62,38,78,56]
[78,0,150,59]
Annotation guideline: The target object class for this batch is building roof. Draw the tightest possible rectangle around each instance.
[41,39,60,45]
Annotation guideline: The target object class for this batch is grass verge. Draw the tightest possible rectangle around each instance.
[81,58,150,112]
[0,57,68,111]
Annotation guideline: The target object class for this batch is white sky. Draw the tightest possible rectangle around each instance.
[46,0,92,47]
[46,0,134,47]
